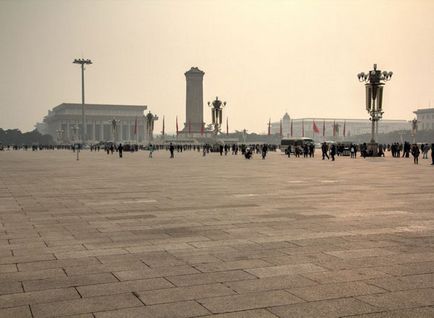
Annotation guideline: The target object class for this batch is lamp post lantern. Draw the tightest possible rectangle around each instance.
[73,58,92,146]
[357,64,393,156]
[208,97,226,135]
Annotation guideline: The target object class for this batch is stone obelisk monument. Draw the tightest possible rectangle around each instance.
[184,67,205,133]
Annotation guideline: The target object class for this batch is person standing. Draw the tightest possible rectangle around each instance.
[169,143,175,158]
[148,144,154,158]
[118,143,123,158]
[411,144,420,164]
[431,143,434,165]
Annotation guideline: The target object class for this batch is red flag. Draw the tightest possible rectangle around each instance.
[268,118,271,136]
[134,117,138,135]
[302,120,305,137]
[162,116,165,136]
[313,120,320,134]
[333,120,336,137]
[279,120,283,137]
[226,118,229,135]
[176,116,179,135]
[343,121,346,137]
[322,120,325,137]
[188,121,191,134]
[290,120,293,137]
[200,122,204,136]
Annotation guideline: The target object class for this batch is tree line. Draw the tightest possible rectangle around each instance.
[0,128,54,145]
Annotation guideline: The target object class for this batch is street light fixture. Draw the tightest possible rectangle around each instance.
[145,112,158,143]
[56,129,64,144]
[357,63,393,155]
[73,58,92,146]
[110,118,120,143]
[71,124,80,161]
[207,97,226,135]
[411,118,418,144]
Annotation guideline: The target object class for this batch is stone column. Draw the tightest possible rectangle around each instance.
[100,122,104,141]
[92,122,96,142]
[127,122,131,142]
[119,121,123,142]
[66,121,70,141]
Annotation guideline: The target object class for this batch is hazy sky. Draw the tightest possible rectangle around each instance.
[1,0,433,134]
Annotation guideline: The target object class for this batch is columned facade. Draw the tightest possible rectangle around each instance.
[42,103,153,144]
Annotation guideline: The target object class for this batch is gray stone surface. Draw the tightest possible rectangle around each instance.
[0,150,434,317]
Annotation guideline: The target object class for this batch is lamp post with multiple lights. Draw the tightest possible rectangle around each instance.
[207,97,226,135]
[145,111,158,143]
[56,129,64,144]
[357,64,393,156]
[411,118,418,144]
[73,58,92,146]
[71,124,80,160]
[110,118,120,143]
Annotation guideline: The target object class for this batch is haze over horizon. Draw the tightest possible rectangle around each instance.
[1,0,433,134]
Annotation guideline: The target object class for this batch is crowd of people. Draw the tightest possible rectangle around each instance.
[1,141,434,165]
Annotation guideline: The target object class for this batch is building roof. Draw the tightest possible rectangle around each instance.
[53,103,147,112]
[414,108,434,114]
[283,113,290,119]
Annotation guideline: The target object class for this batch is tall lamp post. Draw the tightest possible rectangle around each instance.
[145,112,158,143]
[56,129,64,145]
[411,118,418,144]
[71,124,80,161]
[73,58,92,146]
[357,64,393,156]
[208,97,226,135]
[110,118,120,144]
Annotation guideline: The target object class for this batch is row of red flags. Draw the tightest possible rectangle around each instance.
[143,116,347,137]
[268,119,347,137]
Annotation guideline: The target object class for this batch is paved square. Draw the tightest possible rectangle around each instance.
[0,150,433,317]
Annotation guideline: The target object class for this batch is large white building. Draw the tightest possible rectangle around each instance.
[271,114,409,141]
[38,103,156,144]
[414,108,434,130]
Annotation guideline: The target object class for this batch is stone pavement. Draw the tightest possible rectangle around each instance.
[0,149,433,318]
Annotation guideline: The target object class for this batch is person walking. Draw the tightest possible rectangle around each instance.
[261,144,268,159]
[169,143,175,158]
[118,143,123,158]
[330,143,336,161]
[321,142,329,160]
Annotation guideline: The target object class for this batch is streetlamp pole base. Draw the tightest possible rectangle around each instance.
[367,142,379,157]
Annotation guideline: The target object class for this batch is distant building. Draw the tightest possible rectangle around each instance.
[270,114,409,141]
[39,103,155,144]
[413,108,434,130]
